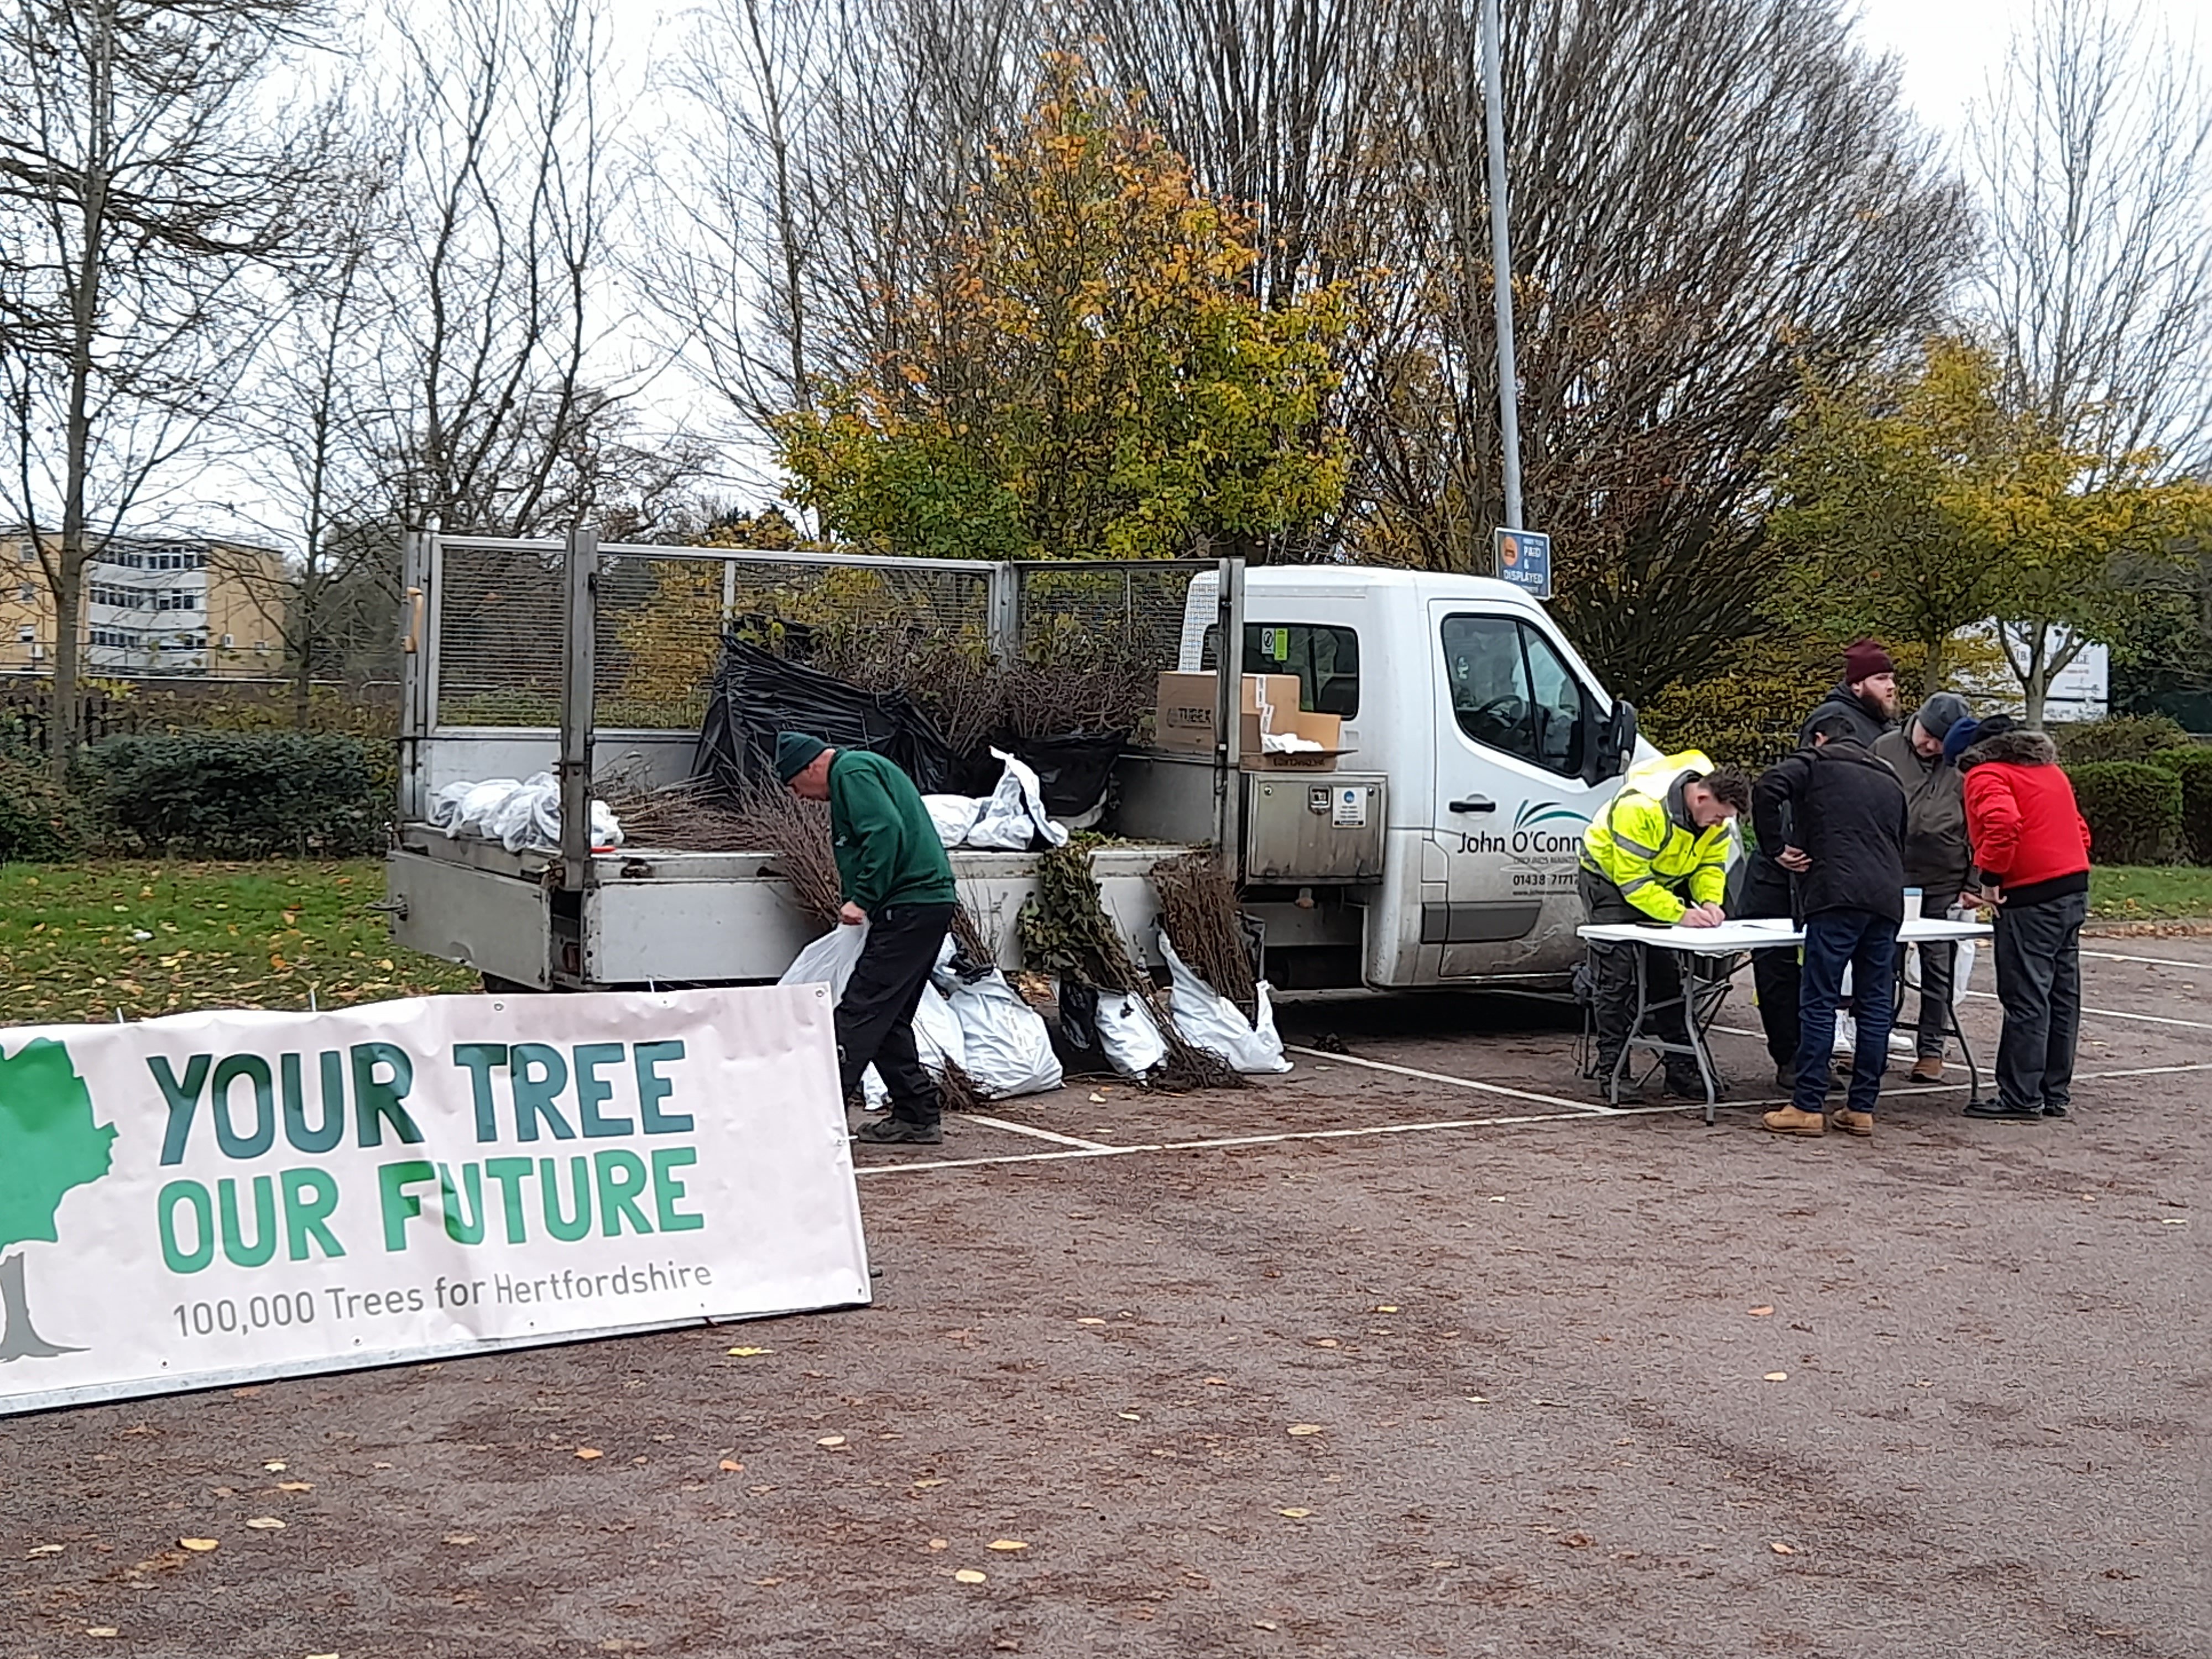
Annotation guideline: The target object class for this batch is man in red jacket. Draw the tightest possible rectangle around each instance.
[1952,716,2094,1123]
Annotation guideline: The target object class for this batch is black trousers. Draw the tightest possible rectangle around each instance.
[836,902,956,1125]
[1740,858,1799,1068]
[1579,866,1695,1084]
[1992,890,2086,1114]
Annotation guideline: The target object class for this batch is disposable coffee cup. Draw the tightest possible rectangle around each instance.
[1903,886,1922,915]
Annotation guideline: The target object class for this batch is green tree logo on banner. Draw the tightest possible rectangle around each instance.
[0,1039,117,1361]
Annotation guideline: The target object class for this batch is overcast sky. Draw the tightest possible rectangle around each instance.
[1850,0,2198,140]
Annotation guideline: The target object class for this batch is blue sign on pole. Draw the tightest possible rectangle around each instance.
[1493,527,1552,599]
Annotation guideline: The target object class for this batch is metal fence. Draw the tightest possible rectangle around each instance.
[427,538,1206,736]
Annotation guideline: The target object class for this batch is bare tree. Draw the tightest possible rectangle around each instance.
[377,0,639,536]
[1969,0,2212,716]
[223,133,405,728]
[0,0,336,770]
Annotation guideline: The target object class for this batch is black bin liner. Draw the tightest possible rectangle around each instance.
[693,635,958,800]
[1009,731,1127,819]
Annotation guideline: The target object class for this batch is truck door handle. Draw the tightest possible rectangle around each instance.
[1449,796,1497,814]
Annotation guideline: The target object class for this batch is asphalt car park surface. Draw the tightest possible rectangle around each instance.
[4,938,2205,1658]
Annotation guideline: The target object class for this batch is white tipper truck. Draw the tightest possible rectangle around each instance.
[384,531,1646,992]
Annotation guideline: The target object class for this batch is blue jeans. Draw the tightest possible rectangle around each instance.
[1796,909,1900,1115]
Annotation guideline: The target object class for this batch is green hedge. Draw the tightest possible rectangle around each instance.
[73,732,383,858]
[0,753,93,862]
[2068,761,2183,866]
[2147,746,2212,863]
[2051,714,2194,766]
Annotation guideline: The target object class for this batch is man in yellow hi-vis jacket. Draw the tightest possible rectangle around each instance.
[1578,750,1752,1095]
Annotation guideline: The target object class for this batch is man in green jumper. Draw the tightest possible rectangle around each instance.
[777,731,959,1145]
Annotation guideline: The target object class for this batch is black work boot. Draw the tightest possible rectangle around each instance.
[853,1117,943,1145]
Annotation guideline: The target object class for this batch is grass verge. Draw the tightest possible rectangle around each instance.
[0,859,481,1027]
[2089,864,2212,921]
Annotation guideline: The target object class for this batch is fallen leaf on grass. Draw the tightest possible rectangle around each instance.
[718,1460,744,1473]
[1748,1306,1775,1317]
[1770,1542,1796,1555]
[1286,1423,1326,1437]
[243,1517,285,1531]
[178,1538,218,1553]
[988,1539,1027,1552]
[816,1436,847,1448]
[953,1569,987,1584]
[574,1448,604,1460]
[1763,1373,1789,1383]
[263,1460,286,1471]
[726,1346,773,1357]
[27,1544,62,1557]
[1277,1508,1311,1519]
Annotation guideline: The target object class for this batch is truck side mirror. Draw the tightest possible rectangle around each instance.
[1585,698,1636,785]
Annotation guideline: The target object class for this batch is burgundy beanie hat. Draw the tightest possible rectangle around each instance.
[1842,638,1895,682]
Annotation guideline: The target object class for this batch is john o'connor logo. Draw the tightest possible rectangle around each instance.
[1,1038,117,1361]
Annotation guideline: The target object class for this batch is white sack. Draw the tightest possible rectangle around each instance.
[1093,988,1167,1078]
[778,922,869,1001]
[861,982,970,1110]
[924,794,982,848]
[948,971,1062,1098]
[434,774,623,852]
[966,748,1070,851]
[1159,932,1292,1074]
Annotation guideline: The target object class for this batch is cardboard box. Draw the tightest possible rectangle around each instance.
[1153,672,1303,753]
[1241,707,1347,772]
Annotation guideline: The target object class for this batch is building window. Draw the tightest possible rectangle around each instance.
[16,625,31,644]
[17,584,30,603]
[220,632,234,648]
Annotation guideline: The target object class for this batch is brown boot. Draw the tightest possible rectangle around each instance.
[1762,1104,1828,1137]
[1829,1107,1874,1137]
[1908,1056,1945,1083]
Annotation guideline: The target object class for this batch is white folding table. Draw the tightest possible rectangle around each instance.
[1575,915,1995,1122]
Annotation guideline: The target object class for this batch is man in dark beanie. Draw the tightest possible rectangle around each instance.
[1740,640,1903,1091]
[778,731,959,1145]
[1875,691,1973,1082]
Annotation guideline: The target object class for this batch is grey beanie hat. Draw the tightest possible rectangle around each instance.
[1914,691,1970,742]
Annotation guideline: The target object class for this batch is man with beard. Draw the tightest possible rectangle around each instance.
[1741,640,1902,1092]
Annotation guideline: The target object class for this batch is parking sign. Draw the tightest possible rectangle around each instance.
[1493,527,1552,599]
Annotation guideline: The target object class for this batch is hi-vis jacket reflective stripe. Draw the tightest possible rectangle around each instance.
[1579,749,1731,924]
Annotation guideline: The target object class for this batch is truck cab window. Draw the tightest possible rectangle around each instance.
[1441,613,1589,779]
[1200,623,1360,716]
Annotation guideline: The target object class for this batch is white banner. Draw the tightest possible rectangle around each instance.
[0,985,869,1415]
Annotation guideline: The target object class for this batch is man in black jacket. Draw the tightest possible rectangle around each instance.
[1752,713,1909,1141]
[1741,640,1902,1089]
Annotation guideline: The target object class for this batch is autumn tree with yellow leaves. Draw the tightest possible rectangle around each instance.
[772,55,1349,563]
[1768,337,2197,723]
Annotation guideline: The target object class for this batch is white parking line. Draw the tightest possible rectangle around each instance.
[1282,1046,1621,1114]
[961,1113,1117,1152]
[853,1059,2212,1179]
[1961,989,2212,1032]
[2082,948,2212,971]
